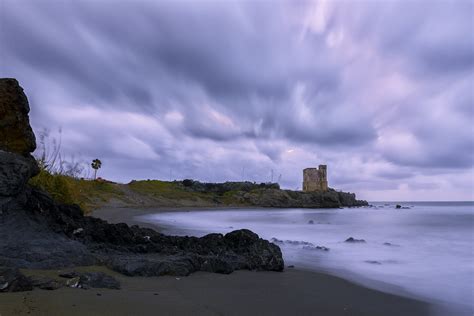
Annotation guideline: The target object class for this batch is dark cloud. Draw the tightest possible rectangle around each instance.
[0,0,472,200]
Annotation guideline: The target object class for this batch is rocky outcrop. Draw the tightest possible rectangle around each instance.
[0,78,36,155]
[0,78,39,202]
[0,78,284,286]
[1,186,283,276]
[235,188,367,208]
[178,180,368,208]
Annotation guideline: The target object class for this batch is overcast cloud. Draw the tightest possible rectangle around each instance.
[1,0,473,200]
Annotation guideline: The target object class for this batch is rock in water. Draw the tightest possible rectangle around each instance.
[345,237,366,243]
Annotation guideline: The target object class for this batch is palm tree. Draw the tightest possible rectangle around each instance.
[91,159,102,180]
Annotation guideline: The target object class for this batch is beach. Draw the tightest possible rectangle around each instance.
[0,266,432,316]
[0,205,467,316]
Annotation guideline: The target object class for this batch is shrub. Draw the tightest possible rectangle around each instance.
[29,169,79,206]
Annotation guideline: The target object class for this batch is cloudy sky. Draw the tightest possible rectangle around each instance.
[1,0,473,201]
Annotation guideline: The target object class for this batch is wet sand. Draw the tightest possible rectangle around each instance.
[0,266,433,316]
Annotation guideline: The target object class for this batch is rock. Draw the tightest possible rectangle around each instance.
[287,265,295,268]
[59,271,120,289]
[270,237,284,244]
[345,237,366,243]
[66,277,81,288]
[59,271,79,278]
[302,245,330,251]
[0,78,36,155]
[365,260,382,265]
[308,220,314,224]
[383,242,400,247]
[29,276,62,290]
[396,204,402,209]
[0,267,33,292]
[78,272,120,289]
[0,150,38,196]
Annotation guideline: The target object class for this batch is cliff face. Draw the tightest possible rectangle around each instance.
[236,188,367,208]
[0,79,39,201]
[0,79,284,292]
[175,180,368,208]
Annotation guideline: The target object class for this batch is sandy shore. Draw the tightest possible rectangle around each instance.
[0,266,434,316]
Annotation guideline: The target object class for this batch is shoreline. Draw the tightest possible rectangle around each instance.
[91,205,349,232]
[90,206,472,316]
[0,266,435,316]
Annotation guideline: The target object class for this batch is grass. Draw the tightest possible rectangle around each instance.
[127,180,214,201]
[28,175,262,214]
[29,169,123,214]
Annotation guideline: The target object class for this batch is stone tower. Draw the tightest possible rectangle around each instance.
[302,165,328,192]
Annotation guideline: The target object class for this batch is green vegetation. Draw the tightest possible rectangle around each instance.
[29,169,123,214]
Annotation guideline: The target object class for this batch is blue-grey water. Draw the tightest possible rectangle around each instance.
[136,202,474,313]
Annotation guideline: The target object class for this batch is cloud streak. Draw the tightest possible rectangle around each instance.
[1,0,472,200]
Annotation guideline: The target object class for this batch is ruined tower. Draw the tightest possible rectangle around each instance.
[302,165,328,192]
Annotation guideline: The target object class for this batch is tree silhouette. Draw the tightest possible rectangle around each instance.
[91,159,102,180]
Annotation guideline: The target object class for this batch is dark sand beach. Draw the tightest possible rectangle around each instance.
[0,265,432,316]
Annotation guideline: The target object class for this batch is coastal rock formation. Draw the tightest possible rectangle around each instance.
[0,78,284,290]
[235,188,367,208]
[0,78,36,155]
[0,78,39,201]
[178,180,368,208]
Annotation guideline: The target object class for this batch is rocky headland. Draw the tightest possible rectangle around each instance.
[0,78,283,292]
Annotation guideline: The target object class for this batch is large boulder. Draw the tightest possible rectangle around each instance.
[0,78,39,199]
[0,78,36,155]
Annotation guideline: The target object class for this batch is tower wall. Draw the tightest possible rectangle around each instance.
[302,165,328,192]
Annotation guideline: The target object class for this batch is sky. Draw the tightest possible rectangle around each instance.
[1,0,473,201]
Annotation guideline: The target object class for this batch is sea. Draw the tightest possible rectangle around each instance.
[136,202,474,314]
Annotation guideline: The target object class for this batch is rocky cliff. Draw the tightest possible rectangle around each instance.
[0,79,284,292]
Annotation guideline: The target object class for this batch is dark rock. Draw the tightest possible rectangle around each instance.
[345,237,366,243]
[29,276,62,290]
[270,238,284,245]
[302,245,330,251]
[287,265,295,268]
[383,242,400,247]
[365,260,382,265]
[0,78,36,155]
[59,271,79,278]
[0,151,38,197]
[60,272,120,289]
[78,272,120,289]
[308,220,314,224]
[396,204,402,209]
[0,267,33,292]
